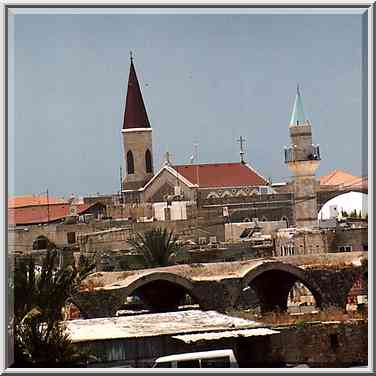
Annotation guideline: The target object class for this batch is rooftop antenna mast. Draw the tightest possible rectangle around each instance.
[194,142,199,186]
[120,165,123,203]
[46,188,50,223]
[237,136,246,164]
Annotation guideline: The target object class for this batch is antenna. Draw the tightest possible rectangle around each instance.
[237,136,246,164]
[120,165,123,203]
[194,143,199,187]
[130,50,133,63]
[46,189,50,223]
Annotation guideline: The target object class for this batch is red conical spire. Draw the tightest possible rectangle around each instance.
[122,53,151,129]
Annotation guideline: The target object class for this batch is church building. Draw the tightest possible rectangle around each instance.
[121,57,272,205]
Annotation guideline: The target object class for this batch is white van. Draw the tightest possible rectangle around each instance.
[153,349,239,368]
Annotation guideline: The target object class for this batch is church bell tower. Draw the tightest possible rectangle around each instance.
[122,54,154,190]
[284,86,321,228]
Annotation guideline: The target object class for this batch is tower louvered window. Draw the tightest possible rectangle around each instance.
[145,149,152,173]
[127,151,135,174]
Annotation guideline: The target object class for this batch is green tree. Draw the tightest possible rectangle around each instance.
[13,249,96,367]
[127,227,184,267]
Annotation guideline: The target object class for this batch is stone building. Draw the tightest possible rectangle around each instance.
[121,55,154,192]
[284,86,321,228]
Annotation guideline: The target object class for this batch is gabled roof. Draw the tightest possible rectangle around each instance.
[290,85,308,126]
[320,170,361,187]
[8,195,68,209]
[174,162,268,188]
[8,202,102,226]
[122,58,151,130]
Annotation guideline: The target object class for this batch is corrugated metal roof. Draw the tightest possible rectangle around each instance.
[66,310,263,343]
[172,328,279,343]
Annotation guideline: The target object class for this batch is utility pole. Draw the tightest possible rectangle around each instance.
[194,142,200,241]
[237,136,246,164]
[46,189,50,223]
[120,165,124,219]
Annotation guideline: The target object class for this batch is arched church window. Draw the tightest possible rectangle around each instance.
[145,149,153,173]
[127,151,135,174]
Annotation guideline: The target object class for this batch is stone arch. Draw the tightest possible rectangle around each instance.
[127,150,135,174]
[145,149,153,173]
[239,261,324,313]
[32,235,51,250]
[317,189,368,213]
[117,272,201,312]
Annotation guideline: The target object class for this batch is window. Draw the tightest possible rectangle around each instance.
[67,232,76,244]
[201,356,230,368]
[338,245,352,252]
[145,149,153,173]
[177,359,200,368]
[127,151,134,174]
[330,334,339,351]
[154,362,171,368]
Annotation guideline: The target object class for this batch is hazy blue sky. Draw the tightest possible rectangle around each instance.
[8,9,366,198]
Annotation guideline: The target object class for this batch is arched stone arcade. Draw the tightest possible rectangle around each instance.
[238,261,324,313]
[118,272,200,312]
[72,272,202,318]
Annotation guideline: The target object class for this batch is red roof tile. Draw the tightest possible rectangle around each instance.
[8,195,68,209]
[8,203,97,226]
[174,163,267,188]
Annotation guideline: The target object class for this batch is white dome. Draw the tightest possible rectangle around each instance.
[318,191,368,220]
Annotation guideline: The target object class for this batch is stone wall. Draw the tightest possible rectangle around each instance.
[334,228,368,252]
[268,320,367,367]
[274,229,337,257]
[106,203,153,220]
[201,194,294,225]
[8,221,133,254]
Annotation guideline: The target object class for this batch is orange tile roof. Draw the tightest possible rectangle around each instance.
[320,170,360,186]
[8,195,68,209]
[174,162,267,188]
[8,203,97,226]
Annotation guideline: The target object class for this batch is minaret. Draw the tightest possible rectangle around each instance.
[284,86,321,228]
[121,53,154,190]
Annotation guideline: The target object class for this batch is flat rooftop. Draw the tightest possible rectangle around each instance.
[66,310,263,343]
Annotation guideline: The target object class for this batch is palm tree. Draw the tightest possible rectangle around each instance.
[13,249,96,367]
[128,227,183,267]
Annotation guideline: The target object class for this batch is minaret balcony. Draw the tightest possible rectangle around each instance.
[284,144,321,163]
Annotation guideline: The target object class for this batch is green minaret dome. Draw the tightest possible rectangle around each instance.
[290,85,308,125]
